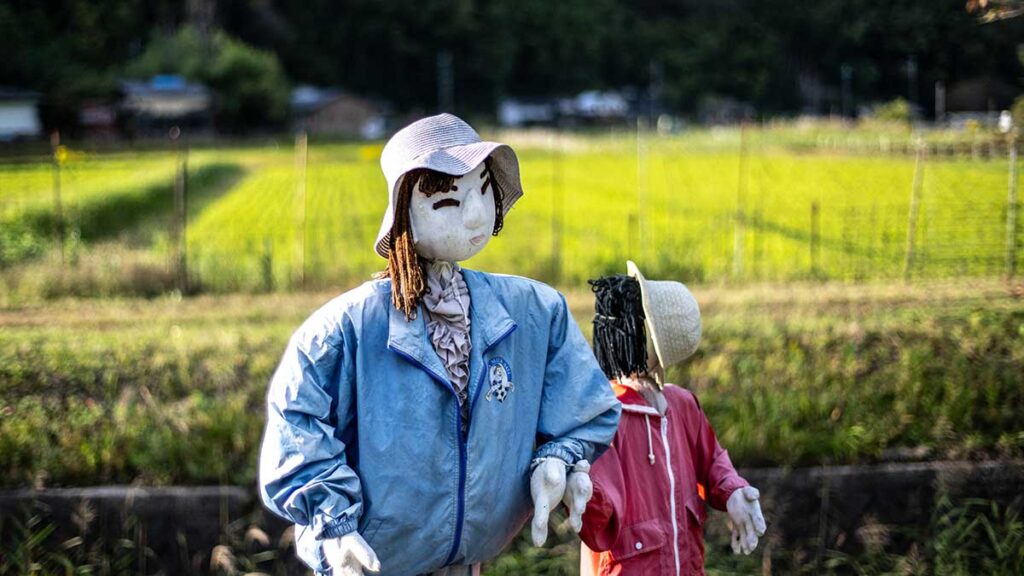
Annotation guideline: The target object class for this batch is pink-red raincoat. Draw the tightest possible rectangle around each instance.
[579,382,748,576]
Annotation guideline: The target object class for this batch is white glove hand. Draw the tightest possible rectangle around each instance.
[323,532,381,576]
[562,460,593,533]
[530,458,567,546]
[726,486,767,555]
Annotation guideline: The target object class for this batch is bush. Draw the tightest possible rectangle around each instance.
[873,98,912,124]
[1011,95,1024,131]
[0,219,45,266]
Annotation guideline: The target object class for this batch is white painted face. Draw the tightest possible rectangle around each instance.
[408,161,497,262]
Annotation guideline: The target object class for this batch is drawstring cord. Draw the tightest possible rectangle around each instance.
[644,414,655,465]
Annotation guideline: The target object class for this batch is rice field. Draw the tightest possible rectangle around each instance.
[1,126,1020,294]
[184,133,1019,290]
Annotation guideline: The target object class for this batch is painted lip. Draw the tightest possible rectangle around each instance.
[469,234,486,246]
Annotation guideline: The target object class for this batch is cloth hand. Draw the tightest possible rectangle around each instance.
[530,458,567,546]
[726,486,767,555]
[562,460,592,533]
[323,532,381,576]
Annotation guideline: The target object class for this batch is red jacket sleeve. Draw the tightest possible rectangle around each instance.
[579,440,626,552]
[688,391,748,511]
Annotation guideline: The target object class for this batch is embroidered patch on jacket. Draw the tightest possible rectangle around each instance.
[485,357,514,402]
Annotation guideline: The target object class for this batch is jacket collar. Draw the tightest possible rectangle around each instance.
[462,269,516,352]
[613,381,663,416]
[386,268,516,385]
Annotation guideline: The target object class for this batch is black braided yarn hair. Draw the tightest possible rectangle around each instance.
[588,274,648,380]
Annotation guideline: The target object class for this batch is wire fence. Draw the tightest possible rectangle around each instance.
[0,128,1020,294]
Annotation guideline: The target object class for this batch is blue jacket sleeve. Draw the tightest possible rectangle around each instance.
[259,316,362,542]
[534,293,621,465]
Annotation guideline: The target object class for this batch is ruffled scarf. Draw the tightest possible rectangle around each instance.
[422,261,472,413]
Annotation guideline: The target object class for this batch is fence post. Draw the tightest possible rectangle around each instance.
[550,129,563,284]
[810,202,820,275]
[733,123,748,279]
[262,236,274,292]
[626,212,638,260]
[171,127,189,293]
[903,140,925,281]
[635,116,647,268]
[175,145,189,293]
[50,131,64,266]
[295,131,308,288]
[1007,133,1019,279]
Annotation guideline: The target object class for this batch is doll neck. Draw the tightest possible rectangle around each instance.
[424,259,460,290]
[617,374,667,415]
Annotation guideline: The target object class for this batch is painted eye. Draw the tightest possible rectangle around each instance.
[432,198,461,210]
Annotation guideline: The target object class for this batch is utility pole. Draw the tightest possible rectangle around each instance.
[840,64,853,118]
[906,56,918,108]
[437,51,454,113]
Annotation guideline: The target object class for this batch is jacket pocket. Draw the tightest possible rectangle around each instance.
[610,518,666,560]
[685,495,707,527]
[684,496,708,573]
[361,518,385,548]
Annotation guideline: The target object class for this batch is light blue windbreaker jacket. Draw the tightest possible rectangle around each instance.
[259,269,621,575]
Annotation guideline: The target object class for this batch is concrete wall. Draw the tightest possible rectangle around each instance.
[1,460,1021,574]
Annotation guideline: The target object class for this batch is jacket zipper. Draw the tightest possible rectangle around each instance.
[661,417,680,576]
[441,323,518,566]
[389,347,466,566]
[443,407,468,565]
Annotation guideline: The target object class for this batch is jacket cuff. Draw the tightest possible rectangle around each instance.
[714,477,751,511]
[314,514,358,540]
[533,441,582,467]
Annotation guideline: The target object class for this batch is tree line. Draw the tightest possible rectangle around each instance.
[2,0,1022,133]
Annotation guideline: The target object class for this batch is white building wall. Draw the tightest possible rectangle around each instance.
[0,102,42,139]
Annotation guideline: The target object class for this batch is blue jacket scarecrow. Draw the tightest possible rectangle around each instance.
[259,114,620,575]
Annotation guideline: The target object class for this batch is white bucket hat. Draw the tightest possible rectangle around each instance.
[374,113,524,258]
[626,260,702,371]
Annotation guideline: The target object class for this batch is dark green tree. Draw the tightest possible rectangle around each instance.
[126,26,290,131]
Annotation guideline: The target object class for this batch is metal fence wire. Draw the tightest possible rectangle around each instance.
[0,131,1019,293]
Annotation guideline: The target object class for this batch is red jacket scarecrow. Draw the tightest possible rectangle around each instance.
[579,381,748,576]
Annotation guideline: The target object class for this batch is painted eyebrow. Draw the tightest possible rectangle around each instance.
[432,198,461,210]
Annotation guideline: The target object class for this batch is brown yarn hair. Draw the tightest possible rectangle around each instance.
[377,156,505,320]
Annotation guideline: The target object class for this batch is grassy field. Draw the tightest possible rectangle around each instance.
[1,278,1021,489]
[1,126,1021,574]
[0,125,1020,300]
[1,278,1021,574]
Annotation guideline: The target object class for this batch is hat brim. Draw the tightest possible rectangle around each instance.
[626,260,664,369]
[374,142,523,258]
[627,260,701,371]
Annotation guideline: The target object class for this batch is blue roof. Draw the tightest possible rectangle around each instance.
[151,75,187,90]
[120,76,209,96]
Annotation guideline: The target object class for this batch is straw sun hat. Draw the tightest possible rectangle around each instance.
[626,260,702,373]
[374,113,524,258]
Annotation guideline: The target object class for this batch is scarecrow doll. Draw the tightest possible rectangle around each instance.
[259,114,620,576]
[579,262,766,576]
